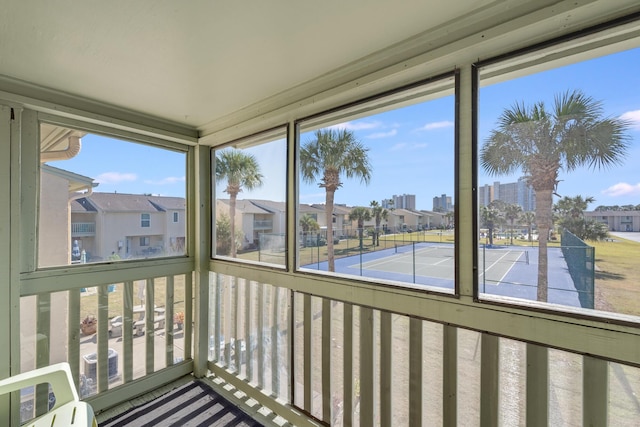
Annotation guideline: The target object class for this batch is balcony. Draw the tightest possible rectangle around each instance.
[4,4,640,426]
[14,261,640,426]
[71,222,96,237]
[253,220,273,230]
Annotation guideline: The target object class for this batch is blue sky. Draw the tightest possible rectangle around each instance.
[49,136,187,197]
[52,47,640,211]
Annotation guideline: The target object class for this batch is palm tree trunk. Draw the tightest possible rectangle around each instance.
[510,221,514,245]
[326,190,335,272]
[535,189,553,302]
[230,194,237,258]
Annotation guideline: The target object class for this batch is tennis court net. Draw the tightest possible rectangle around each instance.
[394,242,529,264]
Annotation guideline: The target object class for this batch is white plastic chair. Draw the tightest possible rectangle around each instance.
[0,362,97,426]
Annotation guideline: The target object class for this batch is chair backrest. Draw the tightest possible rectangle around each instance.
[0,363,97,426]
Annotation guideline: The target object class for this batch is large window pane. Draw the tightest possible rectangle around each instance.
[478,45,640,320]
[297,76,456,291]
[39,124,187,267]
[213,127,287,267]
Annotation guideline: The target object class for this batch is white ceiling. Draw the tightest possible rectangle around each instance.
[1,1,638,134]
[0,0,498,130]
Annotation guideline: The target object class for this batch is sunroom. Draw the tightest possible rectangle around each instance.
[1,1,640,426]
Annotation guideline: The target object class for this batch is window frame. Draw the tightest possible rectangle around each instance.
[211,125,289,270]
[472,16,640,326]
[293,70,460,295]
[141,213,150,228]
[32,114,192,273]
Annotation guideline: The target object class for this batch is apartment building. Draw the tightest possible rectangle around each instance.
[479,177,536,211]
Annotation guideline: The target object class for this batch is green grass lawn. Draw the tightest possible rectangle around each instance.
[79,275,189,323]
[589,237,640,316]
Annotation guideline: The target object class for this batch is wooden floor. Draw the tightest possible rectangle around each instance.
[99,380,264,427]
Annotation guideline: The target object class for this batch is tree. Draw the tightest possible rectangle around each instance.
[216,213,240,256]
[582,220,610,241]
[554,195,594,220]
[300,129,372,271]
[504,204,523,245]
[299,214,320,247]
[369,200,388,246]
[480,205,502,247]
[445,211,455,229]
[299,213,320,233]
[554,195,609,241]
[520,211,536,243]
[215,149,263,258]
[349,206,372,249]
[481,90,630,302]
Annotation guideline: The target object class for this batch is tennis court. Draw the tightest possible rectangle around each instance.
[347,243,529,287]
[302,242,584,307]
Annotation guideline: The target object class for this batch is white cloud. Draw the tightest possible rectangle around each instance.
[601,182,640,197]
[144,176,186,185]
[367,129,397,139]
[620,110,640,129]
[390,142,407,151]
[419,120,454,131]
[390,142,428,151]
[95,172,137,184]
[329,121,381,131]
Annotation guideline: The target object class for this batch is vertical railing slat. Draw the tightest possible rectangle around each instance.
[360,307,374,427]
[272,286,281,395]
[526,344,548,426]
[165,275,175,366]
[246,280,254,381]
[480,333,499,427]
[233,276,240,373]
[35,294,51,417]
[184,272,193,360]
[380,311,392,427]
[68,289,81,387]
[443,325,457,426]
[409,318,423,426]
[223,276,232,367]
[343,303,353,427]
[145,278,154,375]
[322,298,331,422]
[285,288,292,403]
[583,356,608,426]
[97,284,109,392]
[214,274,222,362]
[303,293,311,411]
[123,281,134,382]
[257,282,265,388]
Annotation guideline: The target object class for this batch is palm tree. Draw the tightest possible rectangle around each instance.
[299,214,320,247]
[481,90,630,302]
[215,149,263,258]
[504,204,523,245]
[480,205,502,246]
[445,211,455,229]
[349,207,372,249]
[554,195,594,220]
[300,129,372,271]
[369,201,388,246]
[582,220,609,241]
[520,211,536,243]
[554,195,609,240]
